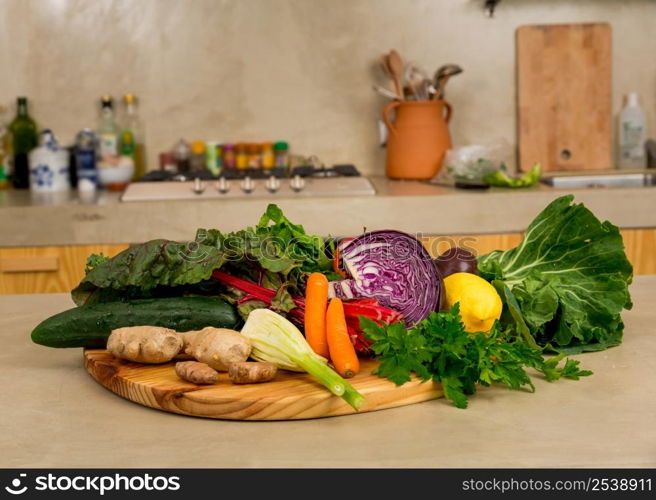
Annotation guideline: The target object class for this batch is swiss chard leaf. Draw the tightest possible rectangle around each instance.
[71,204,334,305]
[478,195,633,353]
[72,239,226,305]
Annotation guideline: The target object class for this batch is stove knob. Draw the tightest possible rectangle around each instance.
[192,177,205,194]
[240,176,255,194]
[216,177,231,194]
[265,175,281,193]
[290,174,305,192]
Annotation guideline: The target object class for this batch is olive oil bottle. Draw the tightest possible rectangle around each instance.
[9,97,38,189]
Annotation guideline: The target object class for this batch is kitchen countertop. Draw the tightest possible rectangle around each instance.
[1,177,656,247]
[1,276,655,468]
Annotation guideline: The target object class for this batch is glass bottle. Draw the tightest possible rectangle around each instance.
[0,105,9,190]
[9,97,38,189]
[120,94,146,180]
[98,95,120,166]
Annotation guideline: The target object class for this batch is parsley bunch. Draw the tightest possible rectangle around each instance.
[360,305,592,409]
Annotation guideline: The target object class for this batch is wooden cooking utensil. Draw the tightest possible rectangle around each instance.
[386,50,405,101]
[379,54,402,100]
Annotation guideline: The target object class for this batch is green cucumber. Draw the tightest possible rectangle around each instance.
[31,296,241,348]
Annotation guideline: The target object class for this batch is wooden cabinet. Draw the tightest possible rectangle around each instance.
[0,229,653,295]
[0,244,129,295]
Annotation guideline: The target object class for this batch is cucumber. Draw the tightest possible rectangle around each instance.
[31,296,241,348]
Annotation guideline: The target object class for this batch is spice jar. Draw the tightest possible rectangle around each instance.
[222,144,235,169]
[247,143,262,168]
[274,141,289,168]
[235,143,248,169]
[261,142,274,169]
[190,141,206,171]
[172,139,191,172]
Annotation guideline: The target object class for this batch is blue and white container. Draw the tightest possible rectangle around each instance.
[28,130,70,192]
[75,128,98,191]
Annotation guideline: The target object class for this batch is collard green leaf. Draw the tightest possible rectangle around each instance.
[492,280,540,349]
[478,195,633,353]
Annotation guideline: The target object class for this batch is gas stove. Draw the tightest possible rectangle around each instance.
[120,165,376,202]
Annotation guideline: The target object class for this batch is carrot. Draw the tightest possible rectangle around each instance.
[326,298,360,378]
[304,273,330,358]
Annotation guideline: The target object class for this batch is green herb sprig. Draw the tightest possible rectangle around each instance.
[360,304,592,409]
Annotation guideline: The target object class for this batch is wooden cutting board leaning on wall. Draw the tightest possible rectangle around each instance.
[517,23,612,172]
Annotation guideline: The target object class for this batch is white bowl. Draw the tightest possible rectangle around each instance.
[97,159,134,188]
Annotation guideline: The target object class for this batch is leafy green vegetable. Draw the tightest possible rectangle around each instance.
[483,162,541,188]
[537,353,593,382]
[72,204,334,305]
[360,304,591,409]
[478,195,633,353]
[84,253,110,273]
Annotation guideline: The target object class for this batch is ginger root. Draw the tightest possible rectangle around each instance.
[175,361,219,384]
[228,361,277,384]
[181,327,251,371]
[107,326,183,363]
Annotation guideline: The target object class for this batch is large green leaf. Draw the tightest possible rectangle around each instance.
[478,195,633,353]
[71,204,334,306]
[72,239,226,305]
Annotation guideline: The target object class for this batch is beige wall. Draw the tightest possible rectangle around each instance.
[1,0,654,174]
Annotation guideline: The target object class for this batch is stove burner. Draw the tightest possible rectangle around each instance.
[136,165,361,182]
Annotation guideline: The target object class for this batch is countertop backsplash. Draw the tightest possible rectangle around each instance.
[1,0,655,175]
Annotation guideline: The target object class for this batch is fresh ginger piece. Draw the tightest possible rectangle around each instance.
[107,326,183,363]
[228,361,278,384]
[175,361,219,385]
[181,327,251,371]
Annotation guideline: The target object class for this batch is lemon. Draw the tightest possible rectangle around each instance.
[443,272,503,333]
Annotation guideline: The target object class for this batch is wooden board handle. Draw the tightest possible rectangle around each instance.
[0,256,59,273]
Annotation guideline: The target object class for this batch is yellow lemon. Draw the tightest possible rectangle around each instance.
[443,272,502,333]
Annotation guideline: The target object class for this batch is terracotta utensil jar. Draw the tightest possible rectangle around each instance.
[383,100,453,180]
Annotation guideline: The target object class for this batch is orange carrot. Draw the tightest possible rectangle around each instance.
[304,273,330,358]
[326,298,360,378]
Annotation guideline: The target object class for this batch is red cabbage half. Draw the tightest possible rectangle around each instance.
[328,230,440,325]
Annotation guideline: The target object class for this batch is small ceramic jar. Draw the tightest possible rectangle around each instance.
[29,130,70,192]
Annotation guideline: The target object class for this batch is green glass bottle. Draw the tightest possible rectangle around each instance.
[9,97,38,189]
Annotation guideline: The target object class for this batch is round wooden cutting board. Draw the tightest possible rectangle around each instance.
[84,349,443,420]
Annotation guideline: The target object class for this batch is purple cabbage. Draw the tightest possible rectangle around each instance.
[328,230,440,325]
